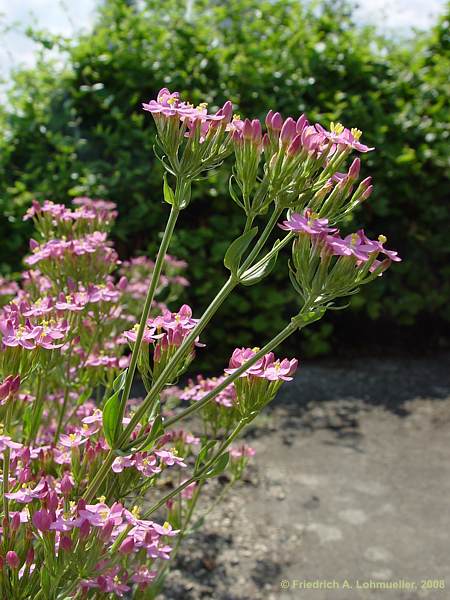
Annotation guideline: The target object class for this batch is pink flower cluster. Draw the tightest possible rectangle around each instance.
[281,209,401,269]
[226,347,298,382]
[180,374,236,407]
[24,197,117,227]
[143,88,232,143]
[230,111,374,159]
[26,231,117,267]
[0,311,69,351]
[124,304,201,353]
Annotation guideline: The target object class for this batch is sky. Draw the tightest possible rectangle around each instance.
[0,0,447,82]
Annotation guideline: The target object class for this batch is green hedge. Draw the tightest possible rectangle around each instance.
[0,0,449,367]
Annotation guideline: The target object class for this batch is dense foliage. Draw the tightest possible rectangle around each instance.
[0,0,449,364]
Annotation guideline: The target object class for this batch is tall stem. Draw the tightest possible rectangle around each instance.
[239,205,283,273]
[165,319,297,428]
[84,318,298,503]
[84,205,289,502]
[117,275,237,445]
[142,419,246,519]
[117,203,180,423]
[2,402,13,522]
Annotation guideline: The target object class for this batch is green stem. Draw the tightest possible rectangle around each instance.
[117,275,238,444]
[84,206,289,503]
[165,319,298,428]
[83,276,237,502]
[117,203,181,424]
[239,205,283,273]
[142,419,246,519]
[249,231,294,272]
[2,402,13,522]
[84,318,298,503]
[27,375,44,445]
[151,480,204,591]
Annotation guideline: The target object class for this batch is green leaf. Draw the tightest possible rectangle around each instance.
[135,415,164,452]
[195,440,216,471]
[102,390,122,449]
[240,241,279,285]
[113,369,128,392]
[223,227,258,274]
[163,174,175,205]
[204,452,230,478]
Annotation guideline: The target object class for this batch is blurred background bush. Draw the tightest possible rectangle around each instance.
[0,0,449,369]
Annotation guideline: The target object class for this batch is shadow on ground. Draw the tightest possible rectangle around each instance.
[162,356,450,600]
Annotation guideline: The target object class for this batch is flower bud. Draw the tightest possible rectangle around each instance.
[280,117,296,145]
[60,535,73,552]
[26,548,34,565]
[119,537,135,555]
[32,509,52,532]
[47,491,59,512]
[361,185,373,201]
[100,519,115,542]
[6,551,20,570]
[251,119,262,142]
[118,276,128,291]
[221,100,233,123]
[11,512,21,532]
[271,112,283,131]
[60,473,73,497]
[265,109,274,128]
[79,519,90,540]
[348,158,361,180]
[296,114,308,135]
[242,119,253,140]
[287,134,302,156]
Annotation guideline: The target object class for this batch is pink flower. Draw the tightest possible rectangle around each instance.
[155,450,187,468]
[131,566,157,588]
[142,88,223,123]
[6,551,20,569]
[263,357,298,381]
[78,502,123,527]
[230,444,256,459]
[225,348,298,381]
[0,435,23,454]
[279,209,337,236]
[316,123,374,153]
[32,509,53,532]
[59,432,88,448]
[181,375,236,408]
[111,455,135,473]
[134,454,161,477]
[0,375,20,404]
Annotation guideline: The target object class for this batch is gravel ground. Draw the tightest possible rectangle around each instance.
[160,356,450,600]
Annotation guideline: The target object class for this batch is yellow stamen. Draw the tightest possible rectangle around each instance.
[330,122,345,135]
[351,128,362,140]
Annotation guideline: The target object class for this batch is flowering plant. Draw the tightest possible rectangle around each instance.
[0,87,400,598]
